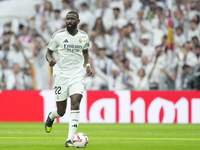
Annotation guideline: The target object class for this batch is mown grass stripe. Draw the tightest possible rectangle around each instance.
[0,137,200,140]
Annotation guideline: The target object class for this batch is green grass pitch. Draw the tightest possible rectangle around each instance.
[0,123,200,150]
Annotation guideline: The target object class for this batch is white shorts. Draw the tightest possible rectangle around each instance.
[54,76,84,101]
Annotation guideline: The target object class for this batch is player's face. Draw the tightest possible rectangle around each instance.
[66,14,79,29]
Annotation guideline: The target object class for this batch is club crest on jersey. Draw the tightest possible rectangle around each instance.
[79,38,82,43]
[63,39,68,43]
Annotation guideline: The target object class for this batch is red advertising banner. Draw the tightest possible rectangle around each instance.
[0,91,44,122]
[0,90,200,124]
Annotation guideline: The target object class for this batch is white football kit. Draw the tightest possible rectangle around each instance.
[47,28,89,101]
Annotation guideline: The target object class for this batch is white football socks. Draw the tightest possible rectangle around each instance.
[67,110,80,141]
[49,108,60,120]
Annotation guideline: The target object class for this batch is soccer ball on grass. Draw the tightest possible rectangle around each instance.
[72,133,89,148]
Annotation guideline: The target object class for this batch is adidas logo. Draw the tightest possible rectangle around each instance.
[72,119,78,122]
[63,39,68,43]
[72,124,77,128]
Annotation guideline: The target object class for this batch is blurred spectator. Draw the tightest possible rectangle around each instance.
[0,59,15,90]
[121,58,134,89]
[181,64,193,90]
[93,18,112,57]
[108,65,124,90]
[13,63,27,90]
[93,46,113,90]
[80,24,88,33]
[79,2,94,32]
[174,26,186,47]
[123,0,136,22]
[12,39,32,69]
[39,22,52,43]
[94,0,113,31]
[148,46,164,90]
[144,1,156,22]
[141,56,153,76]
[110,7,127,35]
[43,1,54,21]
[49,10,64,33]
[133,68,149,91]
[132,33,155,61]
[194,66,200,90]
[158,50,177,90]
[60,0,71,19]
[22,40,50,90]
[19,27,32,48]
[0,40,15,68]
[191,36,199,48]
[125,46,142,72]
[187,20,200,41]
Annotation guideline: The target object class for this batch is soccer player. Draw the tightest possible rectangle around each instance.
[45,11,92,147]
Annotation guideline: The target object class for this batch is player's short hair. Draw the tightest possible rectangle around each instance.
[67,11,79,19]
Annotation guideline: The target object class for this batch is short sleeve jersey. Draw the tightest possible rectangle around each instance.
[47,28,89,78]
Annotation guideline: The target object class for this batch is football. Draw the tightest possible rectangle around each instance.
[72,133,89,148]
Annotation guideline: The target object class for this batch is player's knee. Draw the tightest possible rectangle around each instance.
[57,109,66,117]
[71,101,80,110]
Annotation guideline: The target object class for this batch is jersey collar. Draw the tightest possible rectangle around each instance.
[66,28,79,36]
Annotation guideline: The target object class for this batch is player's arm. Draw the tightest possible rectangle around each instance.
[46,49,57,67]
[83,49,92,76]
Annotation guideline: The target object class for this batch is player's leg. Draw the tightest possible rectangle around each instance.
[45,100,67,133]
[65,93,82,147]
[65,81,84,147]
[45,76,69,133]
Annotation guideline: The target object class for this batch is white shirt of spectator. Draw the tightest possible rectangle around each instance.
[79,9,94,32]
[60,8,71,19]
[0,69,15,90]
[174,33,186,47]
[47,28,89,78]
[133,74,149,91]
[187,27,200,41]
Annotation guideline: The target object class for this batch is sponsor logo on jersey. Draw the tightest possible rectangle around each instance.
[63,39,68,43]
[79,38,82,43]
[64,44,83,52]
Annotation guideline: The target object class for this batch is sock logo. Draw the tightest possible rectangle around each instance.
[72,124,77,128]
[72,119,78,122]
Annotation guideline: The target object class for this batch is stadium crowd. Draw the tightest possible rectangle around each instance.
[0,0,200,91]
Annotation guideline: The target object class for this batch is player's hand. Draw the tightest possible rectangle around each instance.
[86,66,92,76]
[48,59,57,67]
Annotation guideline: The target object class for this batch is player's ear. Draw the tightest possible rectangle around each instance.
[78,19,80,24]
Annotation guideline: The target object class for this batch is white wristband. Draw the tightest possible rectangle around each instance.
[86,63,91,67]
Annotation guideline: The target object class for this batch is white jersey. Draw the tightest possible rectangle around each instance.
[47,28,89,79]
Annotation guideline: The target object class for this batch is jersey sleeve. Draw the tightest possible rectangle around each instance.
[83,35,89,50]
[47,34,58,51]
